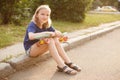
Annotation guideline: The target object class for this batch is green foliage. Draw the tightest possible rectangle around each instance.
[49,0,93,22]
[92,0,118,9]
[0,0,93,25]
[0,0,17,24]
[30,0,93,22]
[28,0,48,15]
[100,0,118,6]
[92,0,103,9]
[0,0,31,25]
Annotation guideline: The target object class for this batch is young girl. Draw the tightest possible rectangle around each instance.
[23,5,81,75]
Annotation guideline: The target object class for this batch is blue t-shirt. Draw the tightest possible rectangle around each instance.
[23,21,55,50]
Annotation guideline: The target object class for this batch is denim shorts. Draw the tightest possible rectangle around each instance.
[26,47,31,57]
[26,47,39,58]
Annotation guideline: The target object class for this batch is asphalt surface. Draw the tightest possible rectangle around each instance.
[7,28,120,80]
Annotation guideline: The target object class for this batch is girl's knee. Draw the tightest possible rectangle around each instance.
[48,38,55,44]
[53,38,60,44]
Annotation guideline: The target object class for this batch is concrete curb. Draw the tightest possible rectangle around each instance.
[0,63,15,79]
[0,21,120,79]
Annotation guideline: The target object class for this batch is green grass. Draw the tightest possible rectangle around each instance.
[84,13,120,26]
[53,13,120,32]
[0,13,120,48]
[0,24,26,48]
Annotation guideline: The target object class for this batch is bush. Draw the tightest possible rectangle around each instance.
[0,0,31,25]
[49,0,93,22]
[30,0,93,23]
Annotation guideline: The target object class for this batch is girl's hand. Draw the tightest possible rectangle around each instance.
[39,38,50,45]
[55,30,62,37]
[43,38,50,43]
[49,32,55,37]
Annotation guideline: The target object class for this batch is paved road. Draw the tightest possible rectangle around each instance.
[8,28,120,80]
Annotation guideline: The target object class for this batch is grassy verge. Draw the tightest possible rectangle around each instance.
[0,24,26,48]
[53,13,120,32]
[0,13,120,48]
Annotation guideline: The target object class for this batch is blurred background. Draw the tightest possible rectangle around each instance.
[0,0,120,25]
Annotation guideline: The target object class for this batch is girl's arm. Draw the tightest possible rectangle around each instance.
[28,32,55,40]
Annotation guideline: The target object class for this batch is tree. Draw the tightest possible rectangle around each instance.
[0,0,93,24]
[0,0,31,25]
[0,0,17,24]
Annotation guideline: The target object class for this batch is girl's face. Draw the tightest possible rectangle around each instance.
[37,8,50,24]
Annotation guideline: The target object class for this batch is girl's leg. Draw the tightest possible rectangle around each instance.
[30,41,48,57]
[53,37,81,72]
[29,39,66,67]
[48,38,77,74]
[48,38,65,68]
[30,38,77,74]
[53,38,71,63]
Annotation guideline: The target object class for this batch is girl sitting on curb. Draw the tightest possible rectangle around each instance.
[23,5,81,75]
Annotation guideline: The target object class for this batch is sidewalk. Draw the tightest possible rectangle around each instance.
[0,21,120,79]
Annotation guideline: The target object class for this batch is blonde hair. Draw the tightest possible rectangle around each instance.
[32,5,52,28]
